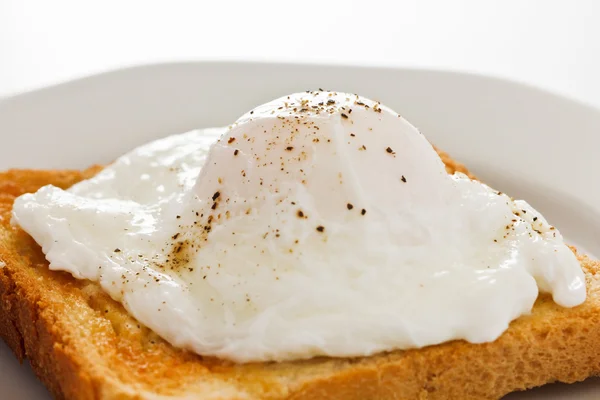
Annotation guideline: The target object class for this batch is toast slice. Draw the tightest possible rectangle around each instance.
[0,151,599,400]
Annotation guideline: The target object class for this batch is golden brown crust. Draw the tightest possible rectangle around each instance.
[435,147,477,180]
[0,157,599,400]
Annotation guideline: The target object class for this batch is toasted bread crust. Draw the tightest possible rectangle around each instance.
[0,156,599,400]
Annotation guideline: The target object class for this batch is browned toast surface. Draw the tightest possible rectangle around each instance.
[0,154,599,400]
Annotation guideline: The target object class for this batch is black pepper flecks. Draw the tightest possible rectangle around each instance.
[401,175,407,183]
[140,91,414,287]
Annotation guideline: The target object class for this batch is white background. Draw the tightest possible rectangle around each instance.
[1,0,600,106]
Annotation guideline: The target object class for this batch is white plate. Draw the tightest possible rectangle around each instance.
[0,62,598,399]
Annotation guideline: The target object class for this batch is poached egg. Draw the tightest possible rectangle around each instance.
[12,91,586,362]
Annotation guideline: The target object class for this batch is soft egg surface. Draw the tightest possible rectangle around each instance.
[12,92,585,362]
